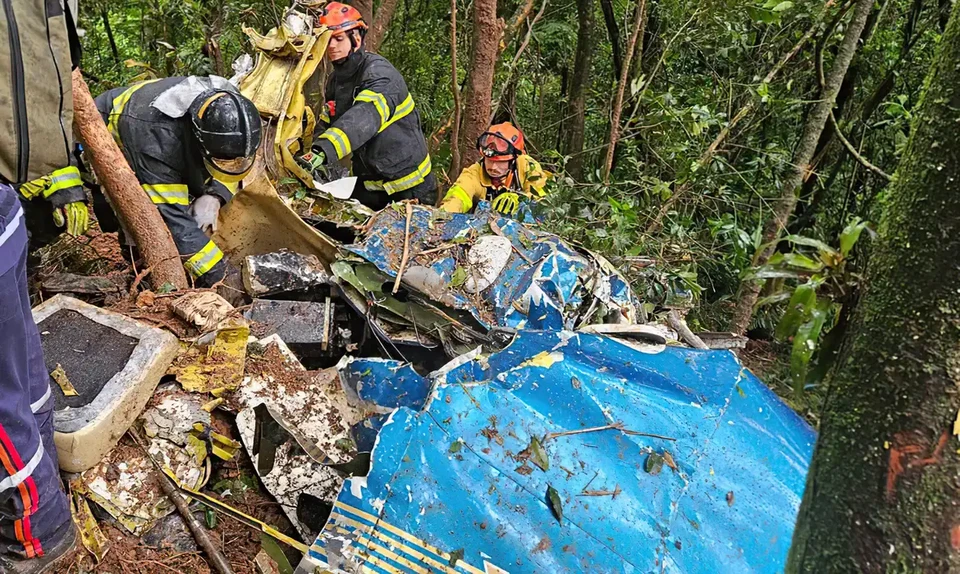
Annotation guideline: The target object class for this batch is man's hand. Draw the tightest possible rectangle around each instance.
[491,192,521,216]
[52,202,89,236]
[190,194,221,233]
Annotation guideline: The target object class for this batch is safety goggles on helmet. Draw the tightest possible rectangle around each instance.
[204,156,256,184]
[477,132,519,162]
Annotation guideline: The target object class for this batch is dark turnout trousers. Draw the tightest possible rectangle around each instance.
[0,184,70,559]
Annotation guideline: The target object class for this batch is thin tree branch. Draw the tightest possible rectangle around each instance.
[602,0,647,184]
[829,109,892,180]
[490,0,548,123]
[448,0,463,180]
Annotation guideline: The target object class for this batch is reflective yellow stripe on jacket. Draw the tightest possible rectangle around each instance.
[107,79,161,147]
[43,166,83,198]
[364,155,432,195]
[142,183,190,206]
[354,90,389,126]
[319,127,352,160]
[378,94,414,133]
[184,240,224,278]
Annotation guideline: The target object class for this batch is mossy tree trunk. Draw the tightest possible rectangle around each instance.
[787,2,960,571]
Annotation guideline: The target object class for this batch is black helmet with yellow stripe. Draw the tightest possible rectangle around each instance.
[189,89,262,183]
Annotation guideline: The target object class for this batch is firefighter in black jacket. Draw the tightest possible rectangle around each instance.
[297,2,436,210]
[92,76,261,296]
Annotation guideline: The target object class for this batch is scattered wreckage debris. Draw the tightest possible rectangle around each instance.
[31,118,803,574]
[297,331,815,574]
[242,249,329,297]
[234,336,369,540]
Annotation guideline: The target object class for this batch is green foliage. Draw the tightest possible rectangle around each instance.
[77,0,945,407]
[757,217,872,395]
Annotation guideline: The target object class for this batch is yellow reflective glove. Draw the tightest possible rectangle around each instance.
[53,202,90,237]
[491,192,520,216]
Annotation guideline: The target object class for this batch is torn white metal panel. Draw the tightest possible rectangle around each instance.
[235,335,370,539]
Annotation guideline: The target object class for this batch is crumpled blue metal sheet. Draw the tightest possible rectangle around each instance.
[300,332,814,573]
[337,357,431,411]
[345,206,638,331]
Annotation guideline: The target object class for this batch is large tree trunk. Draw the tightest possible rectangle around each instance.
[448,0,462,180]
[729,0,874,334]
[366,0,401,52]
[787,2,960,570]
[562,0,596,180]
[71,70,188,290]
[348,0,374,24]
[457,0,500,170]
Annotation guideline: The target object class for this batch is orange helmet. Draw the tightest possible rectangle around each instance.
[477,122,525,162]
[319,2,368,33]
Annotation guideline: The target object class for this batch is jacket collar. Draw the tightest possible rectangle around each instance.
[332,48,365,81]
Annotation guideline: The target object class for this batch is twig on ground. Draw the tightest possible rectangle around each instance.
[392,202,413,294]
[578,485,622,498]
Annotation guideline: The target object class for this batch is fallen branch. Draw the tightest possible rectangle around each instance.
[578,485,622,498]
[667,309,708,349]
[620,430,678,442]
[129,429,235,574]
[72,69,188,289]
[544,422,624,441]
[420,243,457,255]
[392,202,414,294]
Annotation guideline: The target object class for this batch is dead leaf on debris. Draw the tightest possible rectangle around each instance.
[547,485,563,524]
[528,436,550,471]
[663,451,678,472]
[170,291,236,332]
[50,363,78,396]
[136,290,156,308]
[71,490,109,562]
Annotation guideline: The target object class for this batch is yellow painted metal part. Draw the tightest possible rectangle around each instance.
[168,324,250,395]
[213,174,340,266]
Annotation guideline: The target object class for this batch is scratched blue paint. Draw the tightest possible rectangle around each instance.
[300,331,815,573]
[338,357,430,410]
[345,206,638,331]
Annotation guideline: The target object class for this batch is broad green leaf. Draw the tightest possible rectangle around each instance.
[644,453,665,475]
[784,235,838,258]
[839,217,869,257]
[790,301,830,396]
[781,253,824,271]
[771,1,794,11]
[450,267,467,288]
[775,281,818,340]
[261,533,294,574]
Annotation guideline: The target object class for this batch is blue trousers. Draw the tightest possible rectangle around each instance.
[0,183,70,559]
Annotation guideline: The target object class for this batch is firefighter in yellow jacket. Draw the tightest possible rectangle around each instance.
[441,123,549,217]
